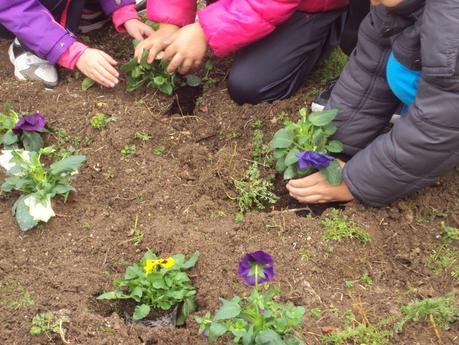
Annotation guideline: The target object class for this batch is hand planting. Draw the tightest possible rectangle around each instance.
[122,42,201,95]
[0,147,86,231]
[196,250,305,344]
[97,250,199,325]
[0,105,47,152]
[270,108,343,185]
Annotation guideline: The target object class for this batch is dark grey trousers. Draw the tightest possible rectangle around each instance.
[228,10,347,105]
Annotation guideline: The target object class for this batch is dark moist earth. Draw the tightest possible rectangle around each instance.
[0,28,458,345]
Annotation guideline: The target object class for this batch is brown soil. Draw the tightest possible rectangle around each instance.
[0,28,458,345]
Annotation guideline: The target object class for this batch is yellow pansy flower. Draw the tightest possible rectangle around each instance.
[159,257,176,269]
[144,259,158,273]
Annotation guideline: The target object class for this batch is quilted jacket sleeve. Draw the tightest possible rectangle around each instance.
[343,0,459,207]
[147,0,197,27]
[198,0,302,57]
[0,0,76,64]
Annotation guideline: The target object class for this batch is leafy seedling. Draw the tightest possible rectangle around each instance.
[321,209,371,244]
[81,77,95,91]
[90,113,111,129]
[121,144,136,157]
[30,311,69,344]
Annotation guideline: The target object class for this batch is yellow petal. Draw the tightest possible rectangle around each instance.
[144,259,159,273]
[159,257,176,269]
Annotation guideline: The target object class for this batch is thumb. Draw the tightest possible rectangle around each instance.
[164,31,180,45]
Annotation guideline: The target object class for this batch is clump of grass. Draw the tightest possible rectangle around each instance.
[321,209,371,244]
[394,294,459,333]
[121,144,136,157]
[427,222,459,280]
[90,113,111,129]
[0,281,34,310]
[234,163,278,221]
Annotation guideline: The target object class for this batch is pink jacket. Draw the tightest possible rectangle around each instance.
[147,0,348,57]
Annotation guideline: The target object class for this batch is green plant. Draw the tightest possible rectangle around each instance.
[250,120,264,130]
[81,77,95,90]
[134,131,151,143]
[360,273,373,286]
[90,113,111,129]
[394,294,459,333]
[310,307,322,319]
[344,280,354,289]
[153,145,166,156]
[121,144,136,157]
[122,44,201,95]
[234,163,278,219]
[196,251,305,344]
[0,281,34,310]
[269,108,343,184]
[321,209,371,244]
[252,130,273,166]
[0,147,86,231]
[30,311,68,343]
[98,250,199,324]
[130,214,143,246]
[427,223,459,280]
[202,59,218,90]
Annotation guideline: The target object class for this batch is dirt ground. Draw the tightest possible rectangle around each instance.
[0,27,458,345]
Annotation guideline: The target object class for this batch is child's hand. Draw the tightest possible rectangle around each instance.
[286,161,354,204]
[76,48,119,88]
[163,22,208,75]
[134,23,180,63]
[124,19,154,41]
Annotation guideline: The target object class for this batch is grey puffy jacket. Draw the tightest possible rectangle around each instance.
[328,0,459,207]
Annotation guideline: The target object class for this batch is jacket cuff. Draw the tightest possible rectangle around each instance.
[57,41,88,70]
[147,0,196,27]
[47,34,77,64]
[112,4,139,32]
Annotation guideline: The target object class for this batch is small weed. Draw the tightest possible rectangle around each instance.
[252,130,272,166]
[299,248,311,262]
[134,131,151,143]
[152,145,166,156]
[310,307,322,319]
[81,223,94,231]
[321,209,371,244]
[234,163,278,217]
[229,130,242,139]
[30,311,68,343]
[210,210,226,218]
[427,222,459,280]
[395,294,459,333]
[250,119,264,130]
[90,113,111,129]
[130,214,143,246]
[344,280,354,289]
[202,59,218,90]
[121,144,136,157]
[360,273,373,286]
[0,281,34,310]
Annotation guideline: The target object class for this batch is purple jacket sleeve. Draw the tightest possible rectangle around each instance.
[98,0,136,15]
[0,0,76,64]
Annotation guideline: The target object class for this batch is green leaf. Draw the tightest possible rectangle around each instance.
[283,165,296,180]
[214,298,241,321]
[255,329,284,345]
[122,58,139,73]
[12,195,39,231]
[176,297,196,326]
[269,128,294,149]
[22,132,44,151]
[208,322,227,342]
[3,131,18,146]
[81,78,96,91]
[181,251,199,269]
[125,265,143,280]
[275,156,286,173]
[96,291,130,300]
[320,160,343,186]
[273,149,287,159]
[153,76,166,86]
[308,109,338,127]
[326,140,343,153]
[131,286,143,301]
[284,148,299,166]
[312,131,324,148]
[133,304,151,320]
[51,184,75,196]
[159,82,174,95]
[50,155,86,175]
[323,123,337,136]
[185,74,202,87]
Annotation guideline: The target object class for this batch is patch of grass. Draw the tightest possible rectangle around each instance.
[395,294,459,333]
[427,222,459,280]
[310,48,348,85]
[0,281,34,310]
[250,119,264,130]
[321,209,370,244]
[90,113,111,129]
[120,144,136,157]
[234,163,278,221]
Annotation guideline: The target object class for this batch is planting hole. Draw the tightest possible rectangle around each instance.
[166,85,203,115]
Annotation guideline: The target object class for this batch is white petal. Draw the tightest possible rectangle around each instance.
[0,150,14,171]
[156,51,164,60]
[24,195,55,222]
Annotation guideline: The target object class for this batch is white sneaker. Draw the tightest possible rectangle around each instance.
[136,0,147,11]
[8,39,58,89]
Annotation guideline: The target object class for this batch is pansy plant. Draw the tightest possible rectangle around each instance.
[269,108,343,185]
[98,250,199,325]
[196,250,305,345]
[122,42,202,95]
[0,147,86,231]
[0,106,47,151]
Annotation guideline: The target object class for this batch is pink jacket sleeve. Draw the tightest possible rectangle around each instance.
[147,0,197,27]
[198,0,301,57]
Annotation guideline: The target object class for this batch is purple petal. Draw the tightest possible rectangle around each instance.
[12,112,46,134]
[296,151,333,170]
[248,250,273,266]
[237,250,275,286]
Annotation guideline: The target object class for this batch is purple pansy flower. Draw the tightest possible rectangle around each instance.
[237,250,274,286]
[12,112,46,135]
[296,151,333,170]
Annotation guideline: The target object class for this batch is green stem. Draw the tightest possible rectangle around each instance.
[255,265,259,291]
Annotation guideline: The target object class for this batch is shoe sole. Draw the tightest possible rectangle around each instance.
[8,43,57,89]
[78,18,110,34]
[311,102,325,112]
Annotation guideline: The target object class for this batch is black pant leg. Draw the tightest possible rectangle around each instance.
[340,0,370,55]
[228,10,346,105]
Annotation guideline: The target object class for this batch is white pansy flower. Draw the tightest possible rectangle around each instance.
[0,150,14,171]
[24,195,55,222]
